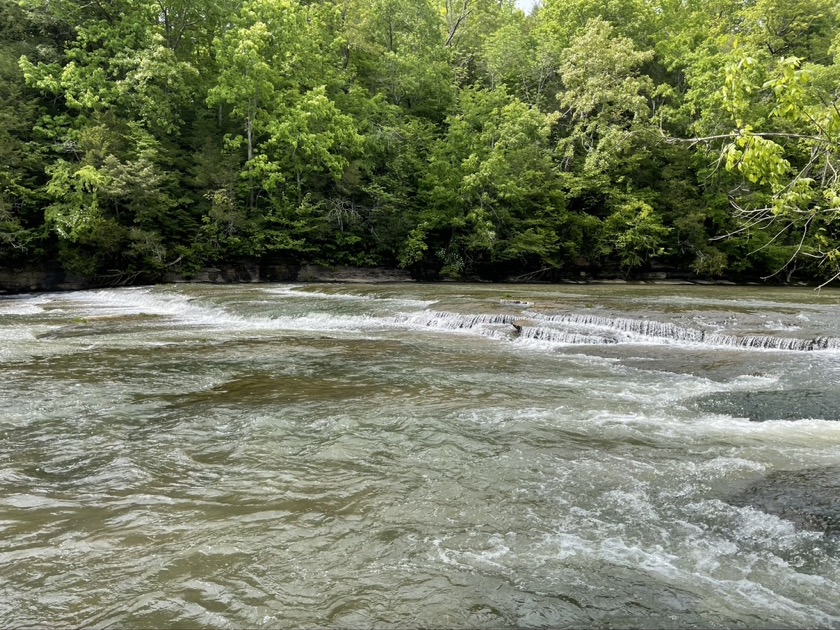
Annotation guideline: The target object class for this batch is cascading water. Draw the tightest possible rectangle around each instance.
[399,307,840,351]
[1,282,839,628]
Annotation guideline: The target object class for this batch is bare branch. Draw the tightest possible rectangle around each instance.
[748,220,796,254]
[760,215,814,281]
[445,11,471,47]
[666,132,837,146]
[445,0,471,48]
[817,268,840,289]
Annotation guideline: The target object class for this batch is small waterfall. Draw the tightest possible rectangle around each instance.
[818,337,840,350]
[518,326,617,345]
[708,334,807,351]
[399,311,519,329]
[528,311,839,351]
[532,312,707,343]
[400,309,840,352]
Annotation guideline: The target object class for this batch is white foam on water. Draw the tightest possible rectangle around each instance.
[561,364,777,408]
[0,299,53,359]
[435,364,785,443]
[556,401,840,455]
[694,456,768,478]
[0,295,49,316]
[727,373,781,388]
[525,486,840,625]
[601,536,839,623]
[640,294,837,311]
[0,326,53,361]
[725,580,840,626]
[431,533,515,576]
[396,310,517,332]
[764,319,801,331]
[51,288,448,343]
[523,310,840,352]
[602,489,661,521]
[264,285,437,308]
[390,308,840,353]
[0,493,77,509]
[516,327,618,346]
[58,287,393,335]
[684,415,840,448]
[61,287,251,325]
[30,290,840,356]
[731,504,800,541]
[0,326,37,344]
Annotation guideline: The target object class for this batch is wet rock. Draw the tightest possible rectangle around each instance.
[726,467,840,539]
[511,319,537,333]
[690,389,840,422]
[640,271,668,280]
[0,266,90,293]
[166,260,278,283]
[259,260,299,282]
[296,264,412,283]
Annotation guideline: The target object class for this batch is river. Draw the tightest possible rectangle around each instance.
[1,282,839,628]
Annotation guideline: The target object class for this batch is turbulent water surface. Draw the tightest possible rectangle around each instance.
[1,282,840,628]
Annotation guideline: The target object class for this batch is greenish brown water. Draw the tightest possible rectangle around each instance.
[1,283,840,628]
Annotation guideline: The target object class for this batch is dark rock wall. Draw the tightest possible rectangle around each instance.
[1,260,412,294]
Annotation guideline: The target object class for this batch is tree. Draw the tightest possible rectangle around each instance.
[0,0,49,264]
[2,0,839,285]
[556,18,656,178]
[207,0,372,259]
[713,54,840,283]
[404,87,567,278]
[599,199,670,272]
[16,0,209,279]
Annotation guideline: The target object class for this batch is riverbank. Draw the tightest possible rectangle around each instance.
[0,261,816,295]
[0,262,414,294]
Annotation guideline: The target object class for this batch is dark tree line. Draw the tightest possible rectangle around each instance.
[2,0,839,284]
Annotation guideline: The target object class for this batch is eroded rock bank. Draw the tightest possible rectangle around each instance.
[0,259,815,295]
[162,262,413,285]
[0,265,92,294]
[0,261,414,294]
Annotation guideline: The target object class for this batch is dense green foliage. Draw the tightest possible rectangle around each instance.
[2,0,839,283]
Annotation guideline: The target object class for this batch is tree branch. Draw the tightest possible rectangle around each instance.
[666,132,837,146]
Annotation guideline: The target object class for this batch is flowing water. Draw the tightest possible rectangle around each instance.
[1,282,840,628]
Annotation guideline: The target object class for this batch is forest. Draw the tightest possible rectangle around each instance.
[1,0,839,285]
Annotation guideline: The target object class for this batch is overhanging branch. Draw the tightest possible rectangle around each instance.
[666,132,836,146]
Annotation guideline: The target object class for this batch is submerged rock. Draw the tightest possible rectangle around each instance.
[690,389,840,422]
[726,467,840,539]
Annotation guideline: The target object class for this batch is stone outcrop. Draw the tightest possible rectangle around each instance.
[296,264,411,283]
[165,261,411,284]
[0,267,90,294]
[0,260,413,294]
